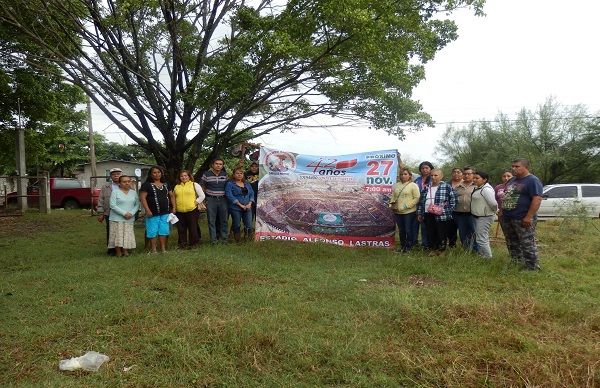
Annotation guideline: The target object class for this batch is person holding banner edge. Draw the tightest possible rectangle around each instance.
[225,167,255,242]
[244,162,260,221]
[390,167,420,252]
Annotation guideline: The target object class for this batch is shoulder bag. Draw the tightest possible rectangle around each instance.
[426,185,445,216]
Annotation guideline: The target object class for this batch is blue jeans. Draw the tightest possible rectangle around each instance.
[394,212,417,251]
[412,219,428,249]
[453,212,477,251]
[206,196,229,242]
[230,207,253,233]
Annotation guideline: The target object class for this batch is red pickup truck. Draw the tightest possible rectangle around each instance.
[7,178,100,209]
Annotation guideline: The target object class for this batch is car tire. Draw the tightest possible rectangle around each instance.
[63,199,80,209]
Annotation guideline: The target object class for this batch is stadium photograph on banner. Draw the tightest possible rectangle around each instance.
[255,148,398,248]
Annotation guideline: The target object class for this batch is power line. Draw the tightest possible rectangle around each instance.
[98,115,600,136]
[431,115,600,126]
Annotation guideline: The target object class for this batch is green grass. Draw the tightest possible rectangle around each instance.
[1,211,599,387]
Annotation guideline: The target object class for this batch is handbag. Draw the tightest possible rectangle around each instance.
[389,183,408,209]
[194,182,207,212]
[426,185,444,215]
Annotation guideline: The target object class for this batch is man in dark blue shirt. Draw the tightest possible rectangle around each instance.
[500,158,543,270]
[201,158,229,244]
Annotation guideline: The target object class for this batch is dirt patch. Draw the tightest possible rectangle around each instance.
[0,216,61,237]
[408,275,444,287]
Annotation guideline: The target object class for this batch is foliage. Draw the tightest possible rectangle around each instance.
[0,57,88,175]
[1,212,599,386]
[94,139,156,165]
[0,22,154,177]
[398,153,423,175]
[0,0,484,177]
[583,118,600,174]
[435,98,600,184]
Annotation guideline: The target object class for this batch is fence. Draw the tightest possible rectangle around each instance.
[0,174,50,216]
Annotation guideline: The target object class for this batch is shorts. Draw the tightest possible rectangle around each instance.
[145,214,170,238]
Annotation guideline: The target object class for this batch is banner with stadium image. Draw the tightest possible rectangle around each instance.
[255,147,398,248]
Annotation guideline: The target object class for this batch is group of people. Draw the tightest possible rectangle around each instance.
[96,155,544,270]
[390,158,543,270]
[200,159,258,245]
[96,158,260,256]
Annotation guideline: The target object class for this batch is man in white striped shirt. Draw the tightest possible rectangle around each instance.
[201,158,229,244]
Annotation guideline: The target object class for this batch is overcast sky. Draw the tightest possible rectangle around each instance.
[256,0,600,163]
[94,0,600,164]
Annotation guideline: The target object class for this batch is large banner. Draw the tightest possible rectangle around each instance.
[255,148,398,248]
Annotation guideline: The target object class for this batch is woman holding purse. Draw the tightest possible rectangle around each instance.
[172,170,206,249]
[417,169,457,255]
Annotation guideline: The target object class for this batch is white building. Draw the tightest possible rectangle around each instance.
[76,160,156,188]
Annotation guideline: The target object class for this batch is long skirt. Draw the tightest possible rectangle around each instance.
[108,221,136,249]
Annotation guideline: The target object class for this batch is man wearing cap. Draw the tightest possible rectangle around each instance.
[97,168,123,255]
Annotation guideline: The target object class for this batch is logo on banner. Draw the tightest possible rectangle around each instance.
[264,150,296,174]
[305,158,358,176]
[313,212,347,234]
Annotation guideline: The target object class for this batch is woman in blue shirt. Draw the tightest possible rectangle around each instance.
[225,167,255,242]
[109,175,140,257]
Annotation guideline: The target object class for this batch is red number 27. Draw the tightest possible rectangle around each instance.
[366,160,393,176]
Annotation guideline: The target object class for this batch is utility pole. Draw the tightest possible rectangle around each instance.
[87,95,97,188]
[16,98,27,211]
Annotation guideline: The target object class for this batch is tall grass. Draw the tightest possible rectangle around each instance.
[1,212,599,386]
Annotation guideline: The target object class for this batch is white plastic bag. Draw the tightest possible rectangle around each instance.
[167,213,179,224]
[59,351,110,372]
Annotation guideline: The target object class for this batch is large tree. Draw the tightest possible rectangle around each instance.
[0,56,87,175]
[436,98,600,184]
[0,0,484,178]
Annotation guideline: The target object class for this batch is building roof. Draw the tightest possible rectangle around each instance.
[79,159,156,167]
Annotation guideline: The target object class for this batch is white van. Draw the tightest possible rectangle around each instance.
[538,184,600,218]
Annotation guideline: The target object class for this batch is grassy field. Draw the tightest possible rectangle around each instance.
[1,211,599,387]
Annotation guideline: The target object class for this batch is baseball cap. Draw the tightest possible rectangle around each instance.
[109,168,123,174]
